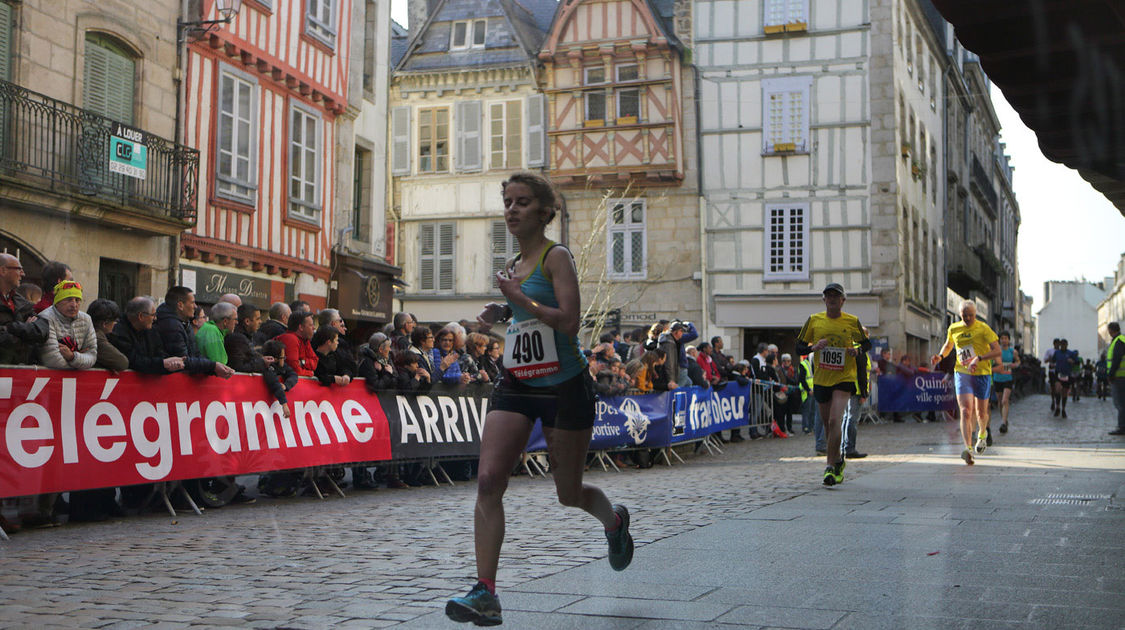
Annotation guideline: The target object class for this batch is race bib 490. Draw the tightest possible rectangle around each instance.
[504,319,560,380]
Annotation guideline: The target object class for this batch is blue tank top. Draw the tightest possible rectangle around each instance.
[508,242,587,387]
[993,347,1014,382]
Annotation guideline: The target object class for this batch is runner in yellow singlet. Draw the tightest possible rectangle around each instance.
[931,300,1001,465]
[796,283,871,486]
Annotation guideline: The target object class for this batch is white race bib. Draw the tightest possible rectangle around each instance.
[819,347,846,371]
[504,319,560,380]
[957,345,977,366]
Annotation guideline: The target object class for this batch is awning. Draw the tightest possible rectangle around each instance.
[931,0,1125,215]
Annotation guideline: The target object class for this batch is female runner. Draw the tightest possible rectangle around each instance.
[445,172,634,626]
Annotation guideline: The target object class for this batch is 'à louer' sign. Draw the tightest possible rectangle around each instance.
[108,122,147,180]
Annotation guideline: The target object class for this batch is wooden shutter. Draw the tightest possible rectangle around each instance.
[84,35,135,125]
[438,223,455,291]
[456,100,481,172]
[391,106,411,174]
[527,94,545,167]
[419,224,435,291]
[0,3,11,83]
[491,220,517,289]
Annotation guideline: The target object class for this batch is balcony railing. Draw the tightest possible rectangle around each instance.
[0,79,198,223]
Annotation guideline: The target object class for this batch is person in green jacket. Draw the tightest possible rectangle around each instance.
[195,301,237,364]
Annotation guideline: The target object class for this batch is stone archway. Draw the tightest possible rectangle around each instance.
[0,231,46,289]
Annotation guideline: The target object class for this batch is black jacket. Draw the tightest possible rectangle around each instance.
[154,302,215,375]
[395,369,431,393]
[225,325,265,373]
[356,345,396,392]
[109,318,170,374]
[314,349,356,386]
[262,363,299,405]
[0,290,48,364]
[252,318,287,347]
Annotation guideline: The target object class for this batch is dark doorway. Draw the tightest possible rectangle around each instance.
[99,258,138,309]
[742,327,801,362]
[0,232,46,287]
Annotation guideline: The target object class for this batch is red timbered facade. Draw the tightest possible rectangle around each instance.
[179,0,352,307]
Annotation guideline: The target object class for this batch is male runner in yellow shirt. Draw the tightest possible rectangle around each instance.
[797,283,871,485]
[931,300,1001,465]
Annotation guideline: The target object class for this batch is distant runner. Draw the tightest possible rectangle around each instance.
[1052,339,1078,419]
[991,331,1019,436]
[932,301,1001,465]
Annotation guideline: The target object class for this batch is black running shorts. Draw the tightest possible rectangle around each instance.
[812,382,856,404]
[993,380,1013,392]
[489,370,597,430]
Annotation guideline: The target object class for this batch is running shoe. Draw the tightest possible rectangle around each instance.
[833,459,845,483]
[999,422,1008,434]
[975,432,987,454]
[985,428,993,447]
[446,582,502,626]
[822,465,837,486]
[1054,408,1060,417]
[961,448,975,466]
[606,504,634,571]
[1061,409,1068,419]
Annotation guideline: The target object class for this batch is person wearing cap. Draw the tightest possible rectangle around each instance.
[931,300,1002,465]
[658,320,697,389]
[796,283,871,485]
[37,280,97,370]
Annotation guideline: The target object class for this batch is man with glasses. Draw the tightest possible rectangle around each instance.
[109,296,186,374]
[196,301,238,365]
[0,253,48,365]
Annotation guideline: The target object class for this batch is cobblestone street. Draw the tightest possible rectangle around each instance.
[2,393,1123,629]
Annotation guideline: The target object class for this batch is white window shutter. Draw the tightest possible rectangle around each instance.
[438,223,455,291]
[419,224,435,291]
[457,101,482,172]
[527,94,545,167]
[392,106,411,175]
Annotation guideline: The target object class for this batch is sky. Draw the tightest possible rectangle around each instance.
[387,2,1125,312]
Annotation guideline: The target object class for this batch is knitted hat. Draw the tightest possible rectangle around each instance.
[53,280,83,304]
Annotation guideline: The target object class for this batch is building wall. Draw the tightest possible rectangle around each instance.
[1037,281,1107,361]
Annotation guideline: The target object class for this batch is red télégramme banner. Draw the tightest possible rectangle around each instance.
[0,367,393,498]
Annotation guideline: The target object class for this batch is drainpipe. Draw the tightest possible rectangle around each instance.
[693,65,709,341]
[170,0,189,293]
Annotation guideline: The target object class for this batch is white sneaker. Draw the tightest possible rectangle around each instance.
[974,434,987,454]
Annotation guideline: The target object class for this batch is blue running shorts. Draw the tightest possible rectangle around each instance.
[954,372,992,400]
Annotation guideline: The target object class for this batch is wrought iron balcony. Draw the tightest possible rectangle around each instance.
[0,79,198,223]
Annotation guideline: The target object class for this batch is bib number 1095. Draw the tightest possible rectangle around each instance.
[819,347,846,370]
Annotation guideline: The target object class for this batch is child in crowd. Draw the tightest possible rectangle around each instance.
[312,326,353,386]
[395,350,431,392]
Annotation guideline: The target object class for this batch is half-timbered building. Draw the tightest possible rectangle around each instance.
[539,0,700,335]
[391,0,557,325]
[179,0,353,310]
[695,0,948,359]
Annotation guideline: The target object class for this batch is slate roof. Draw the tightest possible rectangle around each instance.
[395,0,557,73]
[390,20,410,68]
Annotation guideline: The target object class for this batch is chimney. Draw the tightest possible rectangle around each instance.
[408,0,436,32]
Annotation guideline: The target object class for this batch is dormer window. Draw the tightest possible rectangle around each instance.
[452,19,486,50]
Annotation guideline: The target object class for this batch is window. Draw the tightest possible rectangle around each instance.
[288,103,321,222]
[215,66,258,204]
[451,19,486,50]
[352,147,371,242]
[456,101,483,172]
[584,66,607,126]
[491,220,518,289]
[763,0,807,30]
[418,107,449,173]
[607,199,646,279]
[0,2,12,83]
[616,88,639,122]
[761,76,811,154]
[616,64,639,82]
[419,223,455,292]
[306,0,337,48]
[83,33,135,125]
[764,203,809,281]
[489,101,521,169]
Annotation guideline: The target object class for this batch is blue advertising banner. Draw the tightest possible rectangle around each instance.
[526,392,672,451]
[671,382,751,444]
[877,374,957,412]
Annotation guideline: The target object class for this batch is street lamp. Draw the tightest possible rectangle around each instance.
[178,0,243,43]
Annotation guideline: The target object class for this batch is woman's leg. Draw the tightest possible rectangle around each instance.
[473,411,535,583]
[542,426,616,528]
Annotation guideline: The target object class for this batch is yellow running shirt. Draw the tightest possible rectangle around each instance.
[798,311,868,387]
[945,320,998,376]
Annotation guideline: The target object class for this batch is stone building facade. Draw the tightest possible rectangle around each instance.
[0,0,194,305]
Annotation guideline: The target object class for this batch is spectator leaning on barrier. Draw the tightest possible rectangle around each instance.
[87,299,128,372]
[259,340,297,417]
[461,332,491,384]
[253,301,290,346]
[432,326,469,386]
[157,286,233,378]
[480,338,503,383]
[319,308,357,375]
[37,280,97,370]
[110,296,185,374]
[226,304,267,373]
[685,346,709,387]
[0,252,49,365]
[634,348,666,392]
[696,342,721,386]
[395,349,431,392]
[358,332,397,392]
[278,310,318,377]
[312,326,353,386]
[408,326,437,376]
[196,301,237,365]
[391,311,417,354]
[32,260,72,313]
